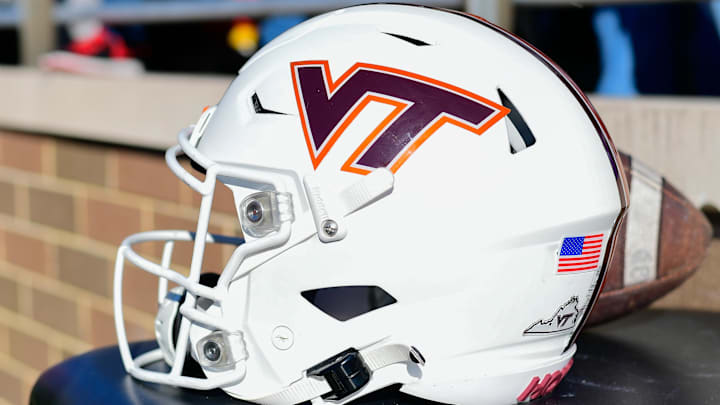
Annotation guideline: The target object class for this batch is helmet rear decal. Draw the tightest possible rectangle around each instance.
[517,358,574,403]
[523,296,582,336]
[291,60,509,175]
[557,233,605,273]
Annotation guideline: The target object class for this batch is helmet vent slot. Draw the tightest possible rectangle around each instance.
[383,32,431,47]
[301,286,397,321]
[497,88,536,154]
[252,93,286,115]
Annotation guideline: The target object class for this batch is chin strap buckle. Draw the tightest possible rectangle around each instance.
[251,343,421,405]
[307,348,370,401]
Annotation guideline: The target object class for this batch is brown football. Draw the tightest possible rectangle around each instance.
[586,151,713,326]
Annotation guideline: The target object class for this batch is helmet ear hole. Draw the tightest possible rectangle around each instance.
[301,286,397,321]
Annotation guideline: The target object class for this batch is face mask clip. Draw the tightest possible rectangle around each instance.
[239,191,294,238]
[196,331,248,371]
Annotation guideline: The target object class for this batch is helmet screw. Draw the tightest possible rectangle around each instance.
[245,200,263,223]
[203,340,222,363]
[322,220,338,237]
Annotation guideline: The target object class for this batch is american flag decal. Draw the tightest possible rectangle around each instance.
[557,234,604,273]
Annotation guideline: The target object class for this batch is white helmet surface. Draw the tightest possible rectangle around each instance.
[113,5,628,405]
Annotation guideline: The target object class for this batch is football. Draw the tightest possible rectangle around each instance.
[586,151,713,326]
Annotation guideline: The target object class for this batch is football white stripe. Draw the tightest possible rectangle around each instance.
[624,158,662,287]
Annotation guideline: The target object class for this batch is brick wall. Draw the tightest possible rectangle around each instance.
[0,130,240,405]
[0,128,716,405]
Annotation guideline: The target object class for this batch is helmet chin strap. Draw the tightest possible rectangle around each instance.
[249,344,424,405]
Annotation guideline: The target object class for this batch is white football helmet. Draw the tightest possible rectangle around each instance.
[113,5,628,405]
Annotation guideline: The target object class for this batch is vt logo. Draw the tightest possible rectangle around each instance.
[557,313,574,327]
[523,296,582,336]
[291,61,509,175]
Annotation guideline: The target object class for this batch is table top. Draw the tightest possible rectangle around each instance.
[30,309,720,405]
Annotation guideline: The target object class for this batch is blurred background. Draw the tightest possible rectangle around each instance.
[0,1,718,404]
